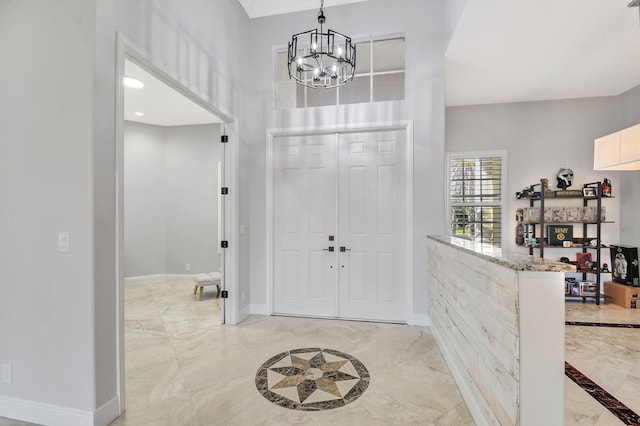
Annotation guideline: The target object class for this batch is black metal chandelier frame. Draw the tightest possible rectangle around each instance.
[287,1,356,89]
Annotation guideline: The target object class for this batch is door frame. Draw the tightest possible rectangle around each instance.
[265,121,414,322]
[115,33,240,415]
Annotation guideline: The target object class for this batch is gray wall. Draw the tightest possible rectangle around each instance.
[445,87,640,255]
[124,122,222,277]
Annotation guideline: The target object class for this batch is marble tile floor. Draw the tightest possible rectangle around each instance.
[564,301,640,425]
[1,277,639,425]
[111,276,473,425]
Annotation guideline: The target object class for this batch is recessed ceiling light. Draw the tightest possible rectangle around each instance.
[123,76,144,88]
[134,112,144,117]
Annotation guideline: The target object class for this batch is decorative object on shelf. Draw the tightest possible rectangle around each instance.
[566,206,582,222]
[547,224,573,246]
[524,224,534,246]
[541,178,549,188]
[610,245,640,286]
[556,166,574,190]
[516,222,525,245]
[602,263,609,273]
[560,256,571,263]
[551,207,567,222]
[563,241,573,248]
[554,189,583,197]
[516,185,538,199]
[286,0,356,89]
[582,187,596,197]
[582,206,606,222]
[601,178,612,197]
[579,281,597,296]
[577,252,593,271]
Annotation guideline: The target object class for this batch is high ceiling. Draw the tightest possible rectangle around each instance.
[237,0,370,18]
[446,0,640,106]
[124,0,640,125]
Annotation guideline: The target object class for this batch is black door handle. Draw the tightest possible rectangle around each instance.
[323,247,335,252]
[340,246,351,252]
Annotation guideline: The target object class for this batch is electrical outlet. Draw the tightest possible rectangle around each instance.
[2,363,12,384]
[186,263,191,272]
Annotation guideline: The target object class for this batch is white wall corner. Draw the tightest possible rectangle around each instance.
[238,304,251,323]
[0,395,93,426]
[94,396,120,426]
[249,304,270,316]
[407,313,431,326]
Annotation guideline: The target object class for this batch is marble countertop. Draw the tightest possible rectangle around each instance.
[427,235,577,272]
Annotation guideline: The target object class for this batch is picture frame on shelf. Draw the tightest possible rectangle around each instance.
[583,187,596,197]
[547,224,573,246]
[576,252,593,271]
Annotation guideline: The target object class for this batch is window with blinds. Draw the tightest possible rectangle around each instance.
[276,37,405,109]
[447,153,505,247]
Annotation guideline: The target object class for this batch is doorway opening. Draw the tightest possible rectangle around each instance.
[115,37,238,417]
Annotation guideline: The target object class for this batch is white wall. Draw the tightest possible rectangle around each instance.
[164,124,222,275]
[0,0,97,416]
[124,122,222,277]
[246,0,448,321]
[0,0,251,423]
[124,122,167,276]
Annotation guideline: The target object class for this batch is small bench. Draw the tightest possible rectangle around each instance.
[193,272,221,301]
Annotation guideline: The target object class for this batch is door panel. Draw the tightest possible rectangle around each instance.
[273,134,337,317]
[338,130,406,321]
[273,130,407,322]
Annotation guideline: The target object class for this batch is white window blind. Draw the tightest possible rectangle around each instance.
[447,153,504,247]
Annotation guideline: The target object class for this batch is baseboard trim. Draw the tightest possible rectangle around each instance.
[0,395,93,426]
[249,304,269,316]
[124,274,166,285]
[124,274,192,285]
[407,313,430,326]
[94,396,120,426]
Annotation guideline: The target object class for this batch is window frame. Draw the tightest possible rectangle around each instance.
[445,150,507,248]
[275,33,405,109]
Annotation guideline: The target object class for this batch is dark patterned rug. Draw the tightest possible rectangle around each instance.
[255,348,370,411]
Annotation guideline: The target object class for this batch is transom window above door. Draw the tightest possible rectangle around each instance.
[276,36,405,109]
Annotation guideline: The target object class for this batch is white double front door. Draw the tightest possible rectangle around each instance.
[273,130,408,322]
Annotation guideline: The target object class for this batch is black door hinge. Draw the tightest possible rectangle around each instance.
[221,290,229,299]
[221,187,229,195]
[221,240,229,248]
[221,135,228,143]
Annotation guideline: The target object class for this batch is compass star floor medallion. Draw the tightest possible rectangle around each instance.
[255,348,370,411]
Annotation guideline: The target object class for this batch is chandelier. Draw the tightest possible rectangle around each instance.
[287,0,356,89]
